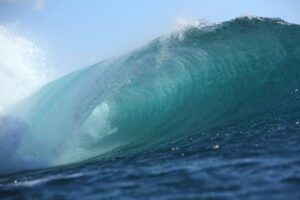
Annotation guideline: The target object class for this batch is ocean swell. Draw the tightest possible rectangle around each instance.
[1,17,300,174]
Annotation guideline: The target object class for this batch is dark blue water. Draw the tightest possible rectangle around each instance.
[0,17,300,199]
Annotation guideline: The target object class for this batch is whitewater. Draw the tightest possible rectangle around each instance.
[0,17,300,199]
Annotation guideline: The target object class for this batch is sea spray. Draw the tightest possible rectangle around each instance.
[1,17,300,174]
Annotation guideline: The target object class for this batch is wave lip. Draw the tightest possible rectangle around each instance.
[1,17,300,174]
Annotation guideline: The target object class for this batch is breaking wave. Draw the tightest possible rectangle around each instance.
[1,17,300,174]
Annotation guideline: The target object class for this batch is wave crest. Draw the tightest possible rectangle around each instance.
[1,17,300,174]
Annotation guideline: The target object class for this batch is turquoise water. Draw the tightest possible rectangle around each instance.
[0,17,300,199]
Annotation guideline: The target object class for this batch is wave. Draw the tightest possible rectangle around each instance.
[1,17,300,174]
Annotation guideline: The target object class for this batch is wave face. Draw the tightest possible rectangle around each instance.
[1,17,300,174]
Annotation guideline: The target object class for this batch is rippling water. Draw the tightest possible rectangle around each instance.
[1,17,300,199]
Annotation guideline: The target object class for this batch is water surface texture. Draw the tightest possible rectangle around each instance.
[1,17,300,199]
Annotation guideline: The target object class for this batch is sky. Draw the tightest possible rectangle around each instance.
[0,0,300,72]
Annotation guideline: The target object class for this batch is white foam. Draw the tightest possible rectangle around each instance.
[56,102,118,165]
[0,24,54,113]
[80,102,118,139]
[175,18,212,30]
[171,18,217,41]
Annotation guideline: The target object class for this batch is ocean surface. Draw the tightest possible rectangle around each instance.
[0,17,300,199]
